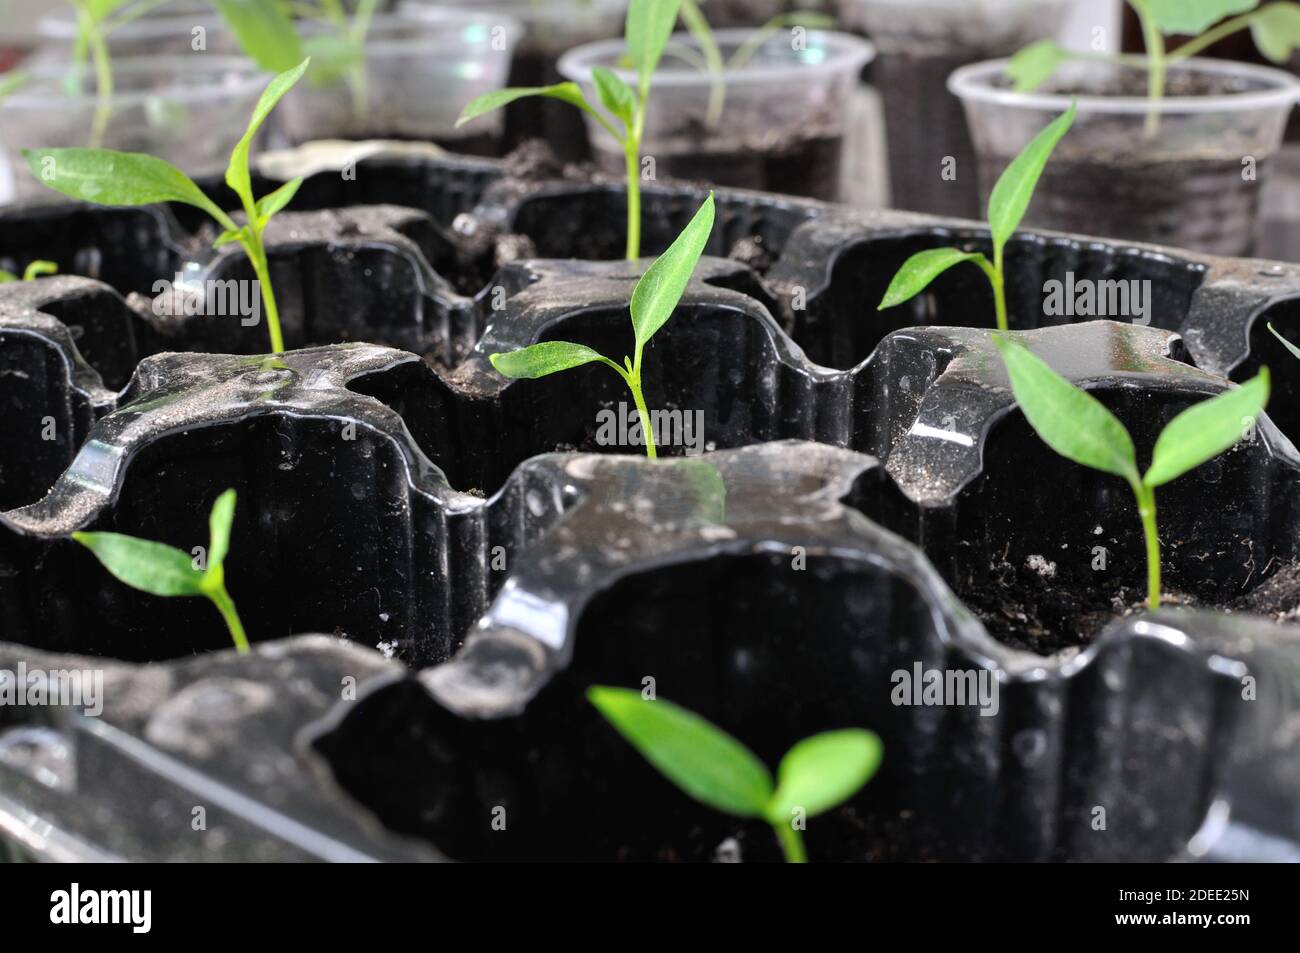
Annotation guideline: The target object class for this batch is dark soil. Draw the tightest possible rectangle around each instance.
[960,557,1300,656]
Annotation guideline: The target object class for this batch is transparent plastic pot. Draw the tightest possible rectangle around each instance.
[401,0,628,159]
[0,55,267,205]
[32,2,228,63]
[841,0,1073,219]
[558,29,874,201]
[277,11,522,153]
[949,57,1300,257]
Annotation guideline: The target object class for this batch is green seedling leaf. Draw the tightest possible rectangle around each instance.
[587,686,773,817]
[993,335,1140,484]
[877,248,988,310]
[227,59,311,209]
[630,192,715,357]
[767,729,882,824]
[626,0,684,95]
[1143,369,1270,487]
[490,341,620,379]
[1251,3,1300,62]
[457,83,591,128]
[22,148,226,221]
[213,226,248,249]
[206,488,237,578]
[1268,321,1300,361]
[592,67,636,124]
[301,32,364,87]
[212,0,306,72]
[254,177,304,225]
[1007,40,1069,92]
[1146,0,1259,35]
[72,532,205,597]
[987,101,1076,255]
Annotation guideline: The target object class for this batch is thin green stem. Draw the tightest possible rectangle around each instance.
[774,821,807,863]
[244,232,285,353]
[627,370,657,459]
[207,583,250,654]
[1134,480,1161,609]
[624,135,642,261]
[1168,11,1260,62]
[975,253,1009,332]
[1131,0,1165,137]
[84,15,113,149]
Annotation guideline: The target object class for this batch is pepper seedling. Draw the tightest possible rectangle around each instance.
[0,260,57,283]
[65,1,177,148]
[73,488,250,654]
[24,59,312,354]
[1010,2,1300,134]
[993,335,1270,610]
[678,2,835,128]
[456,0,683,260]
[878,103,1076,333]
[489,192,714,459]
[215,0,377,118]
[587,686,882,863]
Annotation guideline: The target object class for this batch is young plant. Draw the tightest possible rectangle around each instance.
[456,0,683,260]
[993,334,1270,610]
[1010,2,1300,133]
[24,59,312,354]
[878,103,1076,332]
[215,0,377,118]
[678,2,835,128]
[489,192,715,459]
[65,1,175,148]
[0,260,57,283]
[73,488,250,654]
[587,686,882,863]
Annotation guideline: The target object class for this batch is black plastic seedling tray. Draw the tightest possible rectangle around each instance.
[1,153,1298,861]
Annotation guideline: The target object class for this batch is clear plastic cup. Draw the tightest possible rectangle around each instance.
[842,0,1073,219]
[949,57,1300,257]
[32,1,228,61]
[0,55,268,205]
[558,28,874,201]
[277,11,522,153]
[402,0,627,158]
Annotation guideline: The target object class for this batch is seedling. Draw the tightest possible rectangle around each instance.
[215,0,377,117]
[73,488,250,654]
[1010,2,1300,134]
[678,2,835,128]
[993,335,1270,610]
[65,1,176,148]
[456,0,683,260]
[587,686,882,863]
[24,59,312,354]
[489,192,715,459]
[0,260,57,283]
[878,103,1076,332]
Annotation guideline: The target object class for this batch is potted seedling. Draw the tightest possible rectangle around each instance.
[877,103,1075,331]
[458,0,682,260]
[841,0,1074,219]
[73,488,250,653]
[230,5,523,152]
[490,193,714,458]
[994,335,1270,609]
[402,0,630,161]
[0,2,267,205]
[22,59,311,353]
[951,1,1300,256]
[556,11,873,201]
[587,686,883,863]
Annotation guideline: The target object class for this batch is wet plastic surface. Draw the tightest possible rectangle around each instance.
[1,154,1299,861]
